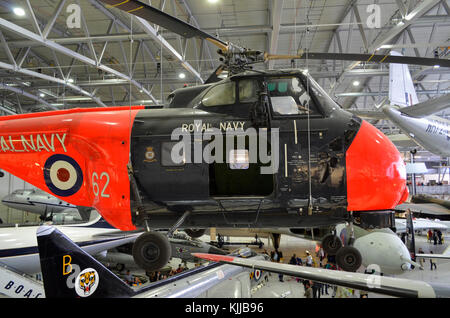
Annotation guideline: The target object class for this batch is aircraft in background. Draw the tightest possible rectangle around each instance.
[35,226,268,298]
[98,231,227,271]
[209,224,420,275]
[1,188,227,266]
[327,222,422,274]
[352,51,450,157]
[194,251,450,298]
[417,246,450,260]
[395,217,448,233]
[1,188,90,222]
[29,225,446,298]
[0,0,418,275]
[396,194,450,220]
[0,212,140,275]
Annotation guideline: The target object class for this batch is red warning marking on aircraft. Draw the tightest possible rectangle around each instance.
[193,253,235,263]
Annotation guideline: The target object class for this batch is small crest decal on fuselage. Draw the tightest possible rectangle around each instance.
[144,147,157,163]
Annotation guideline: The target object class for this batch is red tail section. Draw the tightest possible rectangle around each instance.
[0,107,144,230]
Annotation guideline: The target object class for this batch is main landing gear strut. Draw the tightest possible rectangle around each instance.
[129,165,172,272]
[132,210,204,272]
[132,224,172,272]
[321,214,362,272]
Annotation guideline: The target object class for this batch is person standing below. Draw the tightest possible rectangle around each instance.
[312,281,322,298]
[124,270,133,285]
[430,251,437,271]
[273,249,284,282]
[296,255,303,266]
[418,248,425,269]
[305,251,313,267]
[289,254,297,281]
[437,231,443,245]
[289,254,298,265]
[317,246,325,267]
[304,282,313,298]
[359,290,369,298]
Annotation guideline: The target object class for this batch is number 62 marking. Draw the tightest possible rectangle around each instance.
[92,172,110,198]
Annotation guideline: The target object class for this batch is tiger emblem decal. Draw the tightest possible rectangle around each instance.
[75,268,99,297]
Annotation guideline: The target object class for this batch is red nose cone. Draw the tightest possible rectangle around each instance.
[346,120,407,211]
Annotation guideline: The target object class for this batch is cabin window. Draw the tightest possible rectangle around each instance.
[268,77,320,116]
[161,142,186,167]
[202,81,236,107]
[239,80,259,103]
[229,149,250,170]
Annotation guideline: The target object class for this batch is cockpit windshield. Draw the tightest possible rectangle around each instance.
[267,76,321,116]
[202,81,236,107]
[304,74,340,114]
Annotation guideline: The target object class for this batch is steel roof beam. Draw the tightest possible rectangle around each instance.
[369,0,442,52]
[132,16,204,83]
[179,0,215,70]
[0,60,106,108]
[0,83,55,109]
[7,16,450,48]
[336,90,450,97]
[0,17,157,104]
[333,0,442,108]
[268,0,284,69]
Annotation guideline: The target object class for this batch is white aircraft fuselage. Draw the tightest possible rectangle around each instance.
[382,106,450,157]
[1,189,78,220]
[0,218,140,274]
[213,225,416,275]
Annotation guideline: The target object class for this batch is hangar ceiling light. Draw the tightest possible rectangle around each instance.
[13,7,25,16]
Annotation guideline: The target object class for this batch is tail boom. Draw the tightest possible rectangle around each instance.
[0,107,144,230]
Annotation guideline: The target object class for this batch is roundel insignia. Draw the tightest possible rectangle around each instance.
[44,154,83,197]
[254,270,261,280]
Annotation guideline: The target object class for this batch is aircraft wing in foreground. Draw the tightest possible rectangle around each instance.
[36,226,266,298]
[193,253,450,298]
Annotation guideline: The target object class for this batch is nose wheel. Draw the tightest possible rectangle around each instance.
[185,229,206,239]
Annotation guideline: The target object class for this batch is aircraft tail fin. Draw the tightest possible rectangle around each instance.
[399,93,450,118]
[389,51,419,107]
[406,209,416,262]
[37,226,136,298]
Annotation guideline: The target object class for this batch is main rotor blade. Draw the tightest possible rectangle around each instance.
[99,0,228,51]
[268,52,450,68]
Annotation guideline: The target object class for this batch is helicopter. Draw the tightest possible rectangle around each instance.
[0,0,446,272]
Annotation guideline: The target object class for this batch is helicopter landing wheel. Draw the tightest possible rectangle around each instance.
[322,234,343,256]
[185,229,206,239]
[336,246,362,272]
[132,231,171,272]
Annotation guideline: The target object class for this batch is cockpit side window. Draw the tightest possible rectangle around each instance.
[202,81,236,107]
[268,77,321,117]
[239,79,259,103]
